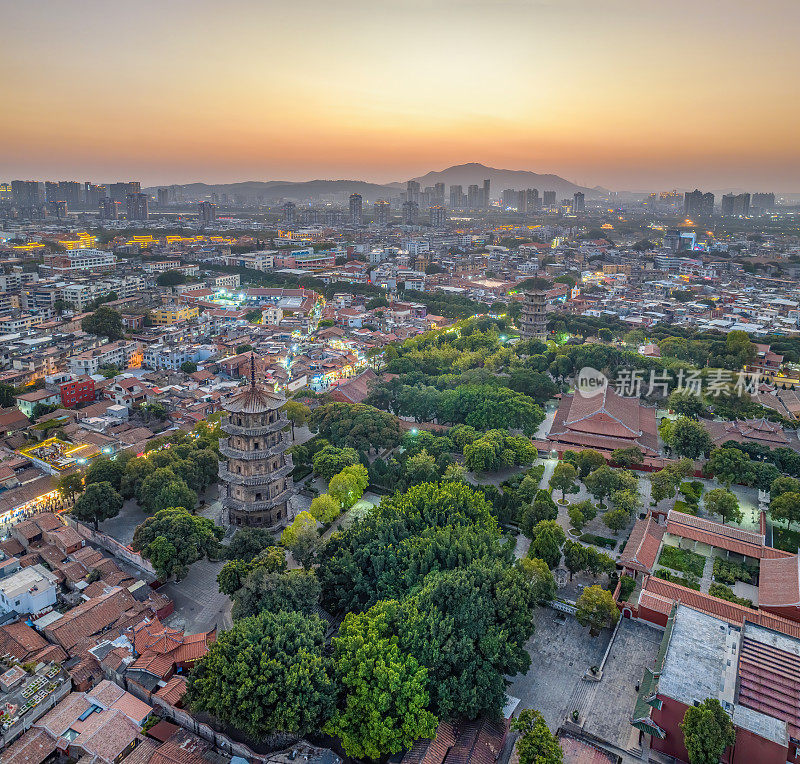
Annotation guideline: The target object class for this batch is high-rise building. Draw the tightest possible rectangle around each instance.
[573,192,585,213]
[429,205,447,228]
[157,188,170,208]
[402,200,419,225]
[407,180,420,206]
[0,184,11,201]
[516,190,527,214]
[45,182,60,203]
[467,184,480,210]
[449,185,464,210]
[110,181,141,203]
[684,189,715,217]
[11,181,42,206]
[483,179,491,208]
[126,192,149,220]
[59,182,81,207]
[349,193,362,226]
[84,183,106,208]
[501,189,517,208]
[526,188,540,211]
[219,357,294,529]
[434,182,445,205]
[99,198,118,219]
[721,193,750,217]
[751,192,775,212]
[283,201,296,226]
[519,290,548,340]
[543,190,556,207]
[375,200,391,226]
[199,201,217,224]
[49,200,67,218]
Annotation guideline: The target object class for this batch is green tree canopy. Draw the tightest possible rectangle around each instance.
[680,698,736,764]
[704,487,742,524]
[317,481,504,612]
[575,584,620,636]
[325,601,438,759]
[232,569,322,621]
[550,462,578,502]
[84,457,124,491]
[71,481,123,530]
[188,610,335,738]
[312,445,360,481]
[156,270,186,287]
[132,507,223,580]
[399,561,534,720]
[280,511,320,569]
[519,556,557,604]
[226,527,275,562]
[528,520,566,569]
[81,305,124,340]
[512,708,564,764]
[309,493,341,523]
[309,402,402,452]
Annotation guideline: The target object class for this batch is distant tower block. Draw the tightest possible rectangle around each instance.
[218,355,294,529]
[519,290,548,340]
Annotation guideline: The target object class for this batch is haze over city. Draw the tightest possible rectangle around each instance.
[4,3,800,764]
[3,0,800,191]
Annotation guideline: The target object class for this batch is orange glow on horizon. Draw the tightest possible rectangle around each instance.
[2,0,800,191]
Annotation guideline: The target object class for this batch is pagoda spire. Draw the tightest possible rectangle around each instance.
[250,352,256,387]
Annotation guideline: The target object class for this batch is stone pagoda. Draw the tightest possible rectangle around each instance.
[218,356,294,529]
[518,289,548,340]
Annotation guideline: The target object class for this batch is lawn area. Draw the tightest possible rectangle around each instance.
[658,545,706,577]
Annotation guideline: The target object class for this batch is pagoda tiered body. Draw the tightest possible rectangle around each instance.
[218,364,294,529]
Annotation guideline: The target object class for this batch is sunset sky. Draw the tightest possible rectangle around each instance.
[2,0,799,191]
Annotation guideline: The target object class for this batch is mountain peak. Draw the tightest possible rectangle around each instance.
[408,163,601,197]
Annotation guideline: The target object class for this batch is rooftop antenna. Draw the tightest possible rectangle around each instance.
[250,352,256,388]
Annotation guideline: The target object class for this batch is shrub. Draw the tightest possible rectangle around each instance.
[654,569,701,590]
[712,557,758,585]
[709,583,754,608]
[579,533,617,549]
[619,575,637,601]
[657,545,706,577]
[672,499,698,516]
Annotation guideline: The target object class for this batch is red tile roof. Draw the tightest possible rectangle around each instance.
[548,388,659,455]
[619,517,665,574]
[44,587,136,650]
[738,635,800,738]
[759,555,800,608]
[640,575,800,638]
[665,510,793,560]
[0,620,49,660]
[155,675,188,707]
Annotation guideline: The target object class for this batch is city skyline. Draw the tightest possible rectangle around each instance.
[2,0,800,191]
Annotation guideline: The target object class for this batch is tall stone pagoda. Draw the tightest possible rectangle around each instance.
[218,356,294,529]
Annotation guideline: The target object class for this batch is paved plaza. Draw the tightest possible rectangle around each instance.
[507,607,611,732]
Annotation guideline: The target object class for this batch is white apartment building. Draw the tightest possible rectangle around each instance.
[48,249,117,273]
[222,250,276,271]
[68,340,142,376]
[143,343,194,370]
[0,564,58,615]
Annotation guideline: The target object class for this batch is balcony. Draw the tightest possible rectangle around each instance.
[218,439,289,461]
[218,462,293,485]
[220,418,285,437]
[223,488,293,513]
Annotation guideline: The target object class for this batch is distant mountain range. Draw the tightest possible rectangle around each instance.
[409,163,605,198]
[143,179,396,203]
[143,163,607,202]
